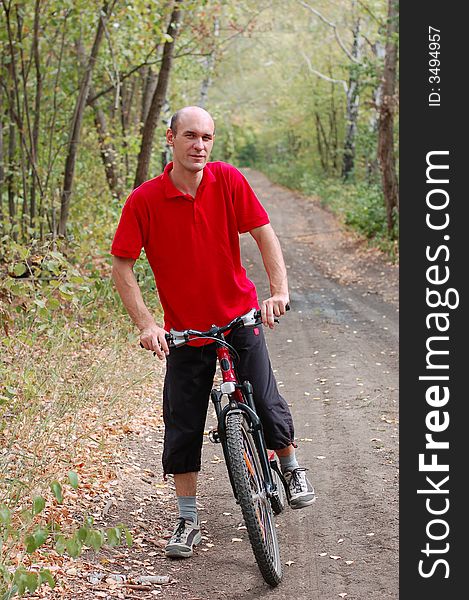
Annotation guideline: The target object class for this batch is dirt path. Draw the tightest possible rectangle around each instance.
[61,170,398,600]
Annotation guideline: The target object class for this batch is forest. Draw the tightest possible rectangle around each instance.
[0,0,398,596]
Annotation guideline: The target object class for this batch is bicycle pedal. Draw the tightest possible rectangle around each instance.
[208,429,221,444]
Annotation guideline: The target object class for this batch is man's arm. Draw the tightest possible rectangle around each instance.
[249,223,289,329]
[111,256,169,359]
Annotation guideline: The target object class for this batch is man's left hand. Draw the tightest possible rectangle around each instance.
[261,294,289,329]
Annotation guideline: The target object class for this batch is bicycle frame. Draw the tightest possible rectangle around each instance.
[209,332,277,500]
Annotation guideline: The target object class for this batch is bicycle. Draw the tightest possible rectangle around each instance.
[162,307,291,587]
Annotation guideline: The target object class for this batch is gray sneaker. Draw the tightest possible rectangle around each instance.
[165,518,202,558]
[284,468,316,509]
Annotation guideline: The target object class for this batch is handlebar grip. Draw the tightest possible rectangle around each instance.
[139,342,156,356]
[140,334,173,346]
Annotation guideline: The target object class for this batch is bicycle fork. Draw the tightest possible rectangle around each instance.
[210,341,281,498]
[211,404,277,504]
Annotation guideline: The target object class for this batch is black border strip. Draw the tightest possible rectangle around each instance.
[400,3,465,596]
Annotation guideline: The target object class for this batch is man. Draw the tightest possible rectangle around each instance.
[111,106,315,559]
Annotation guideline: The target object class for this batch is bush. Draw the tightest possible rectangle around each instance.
[256,162,398,258]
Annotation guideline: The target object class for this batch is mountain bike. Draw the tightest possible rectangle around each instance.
[164,307,291,586]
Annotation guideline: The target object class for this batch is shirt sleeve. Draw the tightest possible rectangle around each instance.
[110,191,145,259]
[229,166,270,233]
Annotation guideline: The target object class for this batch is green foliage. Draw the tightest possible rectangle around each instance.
[0,479,132,598]
[300,172,398,256]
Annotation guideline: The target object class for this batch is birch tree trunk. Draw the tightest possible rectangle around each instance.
[366,39,385,181]
[341,18,362,180]
[199,17,219,109]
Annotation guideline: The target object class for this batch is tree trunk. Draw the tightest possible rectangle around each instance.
[315,112,328,172]
[75,36,124,201]
[7,101,17,239]
[15,5,30,233]
[199,17,219,108]
[366,39,385,182]
[3,2,29,238]
[329,81,339,171]
[140,66,158,127]
[0,60,4,229]
[58,1,115,237]
[377,0,399,235]
[160,100,172,171]
[134,1,182,188]
[30,0,42,228]
[341,19,362,180]
[92,91,124,200]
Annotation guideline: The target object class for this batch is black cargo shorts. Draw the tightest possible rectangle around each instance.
[162,324,295,476]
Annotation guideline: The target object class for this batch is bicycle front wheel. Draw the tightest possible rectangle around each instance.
[225,411,282,586]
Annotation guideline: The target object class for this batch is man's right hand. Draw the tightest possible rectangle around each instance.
[140,325,170,360]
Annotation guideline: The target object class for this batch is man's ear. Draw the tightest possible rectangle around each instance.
[166,128,174,146]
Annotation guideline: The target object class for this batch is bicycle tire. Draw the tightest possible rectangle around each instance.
[270,463,287,515]
[225,411,282,586]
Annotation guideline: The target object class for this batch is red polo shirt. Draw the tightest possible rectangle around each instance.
[111,161,270,333]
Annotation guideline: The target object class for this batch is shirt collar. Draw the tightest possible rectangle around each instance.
[162,161,216,199]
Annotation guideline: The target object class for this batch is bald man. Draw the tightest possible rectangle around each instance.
[111,106,315,559]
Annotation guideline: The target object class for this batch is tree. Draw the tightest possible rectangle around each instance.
[58,1,117,237]
[298,0,364,180]
[134,1,182,188]
[377,0,398,235]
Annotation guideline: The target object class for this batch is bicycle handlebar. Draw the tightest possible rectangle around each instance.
[139,304,290,352]
[166,304,290,348]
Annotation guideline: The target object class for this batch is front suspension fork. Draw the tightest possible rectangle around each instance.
[210,382,277,499]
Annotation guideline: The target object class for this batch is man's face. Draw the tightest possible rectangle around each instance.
[166,109,215,173]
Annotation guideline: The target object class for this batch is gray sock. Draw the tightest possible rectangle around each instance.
[177,496,198,524]
[278,451,300,474]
